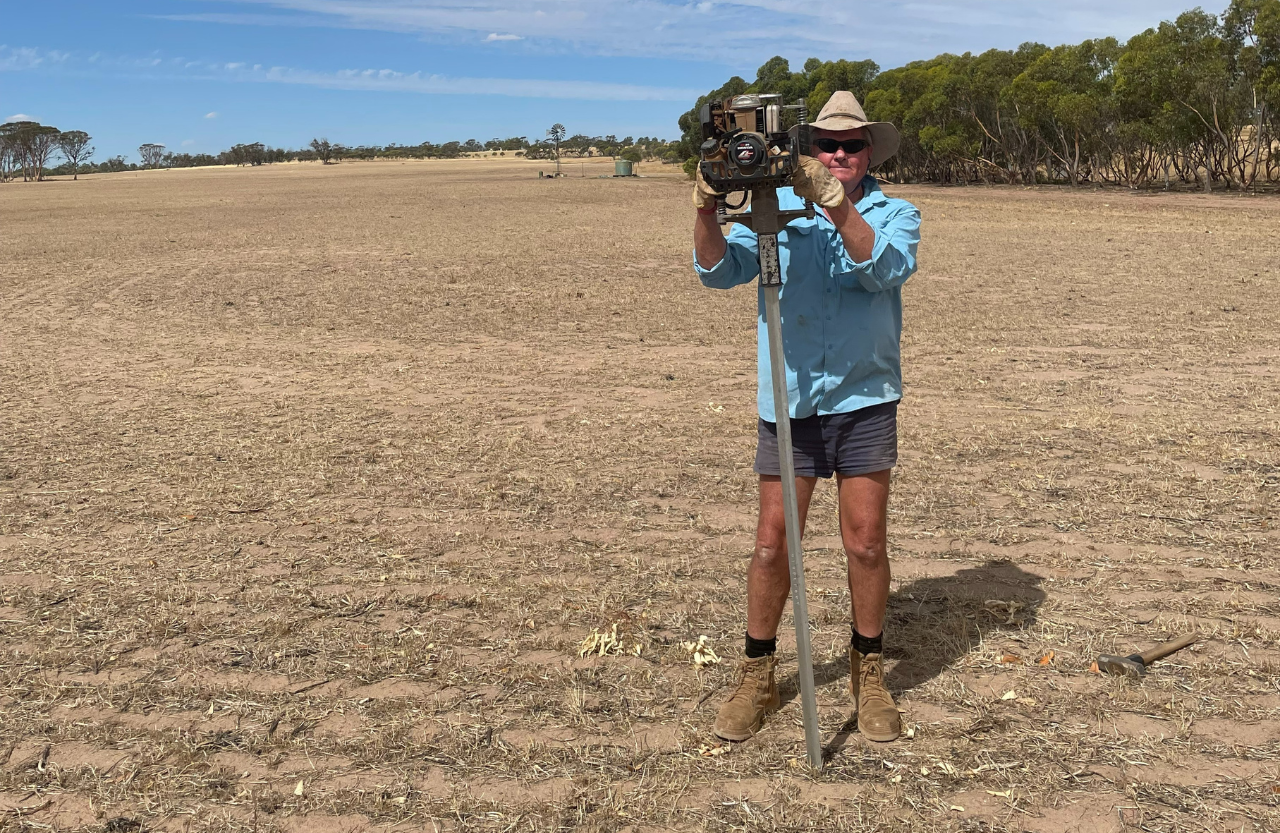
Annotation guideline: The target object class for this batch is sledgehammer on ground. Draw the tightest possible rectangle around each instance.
[1096,633,1198,678]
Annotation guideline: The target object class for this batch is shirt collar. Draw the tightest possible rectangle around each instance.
[855,175,888,210]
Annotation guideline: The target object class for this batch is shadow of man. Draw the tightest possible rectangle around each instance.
[886,559,1047,691]
[812,559,1047,760]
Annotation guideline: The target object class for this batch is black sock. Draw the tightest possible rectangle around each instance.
[852,627,883,656]
[744,632,777,658]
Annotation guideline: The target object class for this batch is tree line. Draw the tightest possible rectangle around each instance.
[0,125,682,181]
[301,134,680,164]
[678,0,1280,191]
[1,121,96,181]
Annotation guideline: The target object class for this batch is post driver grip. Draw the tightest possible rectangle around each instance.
[1136,633,1197,666]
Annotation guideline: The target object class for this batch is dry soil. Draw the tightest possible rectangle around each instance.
[1,157,1278,832]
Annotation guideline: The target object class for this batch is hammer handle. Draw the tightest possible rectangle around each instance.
[1136,633,1197,666]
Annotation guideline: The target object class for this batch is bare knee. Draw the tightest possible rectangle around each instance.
[753,531,789,572]
[844,538,886,570]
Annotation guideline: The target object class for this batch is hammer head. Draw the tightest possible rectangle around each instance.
[1097,654,1146,678]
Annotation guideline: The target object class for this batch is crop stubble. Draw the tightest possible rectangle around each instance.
[1,158,1278,831]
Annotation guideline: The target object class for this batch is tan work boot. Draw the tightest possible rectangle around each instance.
[850,648,900,742]
[713,654,780,741]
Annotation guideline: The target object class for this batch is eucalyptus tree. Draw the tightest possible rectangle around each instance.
[3,122,62,181]
[956,44,1049,184]
[865,56,981,183]
[0,125,13,182]
[1123,11,1244,190]
[310,137,334,164]
[57,131,94,180]
[1004,39,1120,186]
[1223,0,1280,185]
[139,143,167,169]
[805,58,880,117]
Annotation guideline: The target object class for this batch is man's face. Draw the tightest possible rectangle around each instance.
[811,127,872,187]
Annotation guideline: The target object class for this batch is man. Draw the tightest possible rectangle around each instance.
[691,92,920,743]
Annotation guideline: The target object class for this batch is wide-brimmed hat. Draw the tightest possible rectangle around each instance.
[810,90,900,168]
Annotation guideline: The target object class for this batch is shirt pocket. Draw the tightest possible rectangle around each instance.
[783,217,815,237]
[778,223,817,288]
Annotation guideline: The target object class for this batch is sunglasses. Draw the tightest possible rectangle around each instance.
[814,137,871,155]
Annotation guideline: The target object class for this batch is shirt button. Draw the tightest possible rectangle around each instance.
[826,315,832,321]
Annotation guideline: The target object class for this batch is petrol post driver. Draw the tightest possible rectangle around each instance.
[698,93,823,771]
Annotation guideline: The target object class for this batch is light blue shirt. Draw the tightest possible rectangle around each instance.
[694,176,920,421]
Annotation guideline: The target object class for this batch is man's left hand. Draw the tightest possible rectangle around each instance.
[693,167,725,210]
[792,156,847,210]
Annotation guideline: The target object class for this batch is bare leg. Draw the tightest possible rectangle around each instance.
[837,470,891,637]
[746,475,819,640]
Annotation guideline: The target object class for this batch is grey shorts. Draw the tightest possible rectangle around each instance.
[754,401,899,479]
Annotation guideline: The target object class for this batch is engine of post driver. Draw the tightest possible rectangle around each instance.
[697,94,809,193]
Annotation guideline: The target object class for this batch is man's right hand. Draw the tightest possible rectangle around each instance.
[693,166,724,210]
[792,155,847,210]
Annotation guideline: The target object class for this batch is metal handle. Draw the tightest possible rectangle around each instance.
[735,188,824,771]
[762,255,822,772]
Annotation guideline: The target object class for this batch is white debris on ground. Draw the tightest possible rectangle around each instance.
[682,635,720,667]
[578,623,625,657]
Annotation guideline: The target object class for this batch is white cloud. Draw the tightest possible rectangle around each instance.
[5,113,34,123]
[218,62,698,100]
[206,111,219,118]
[485,33,522,41]
[1,45,58,71]
[182,139,197,146]
[175,0,1226,65]
[2,43,699,101]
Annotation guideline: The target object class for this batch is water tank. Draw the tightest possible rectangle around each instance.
[614,159,634,177]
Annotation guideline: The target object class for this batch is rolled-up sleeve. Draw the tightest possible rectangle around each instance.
[693,223,761,289]
[833,205,920,293]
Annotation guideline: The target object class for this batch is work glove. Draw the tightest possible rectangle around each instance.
[791,155,847,210]
[692,166,724,210]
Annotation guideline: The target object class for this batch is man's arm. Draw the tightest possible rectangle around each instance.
[832,204,921,293]
[693,219,761,289]
[694,210,728,270]
[791,154,878,267]
[824,198,875,264]
[692,168,730,270]
[690,170,760,288]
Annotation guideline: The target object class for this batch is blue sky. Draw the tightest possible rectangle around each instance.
[3,1,1224,161]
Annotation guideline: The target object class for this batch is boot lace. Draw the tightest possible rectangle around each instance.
[860,655,892,705]
[726,658,768,706]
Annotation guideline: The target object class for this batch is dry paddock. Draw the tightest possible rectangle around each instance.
[1,157,1278,832]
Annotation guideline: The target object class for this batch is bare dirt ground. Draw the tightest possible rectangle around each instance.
[1,156,1278,832]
